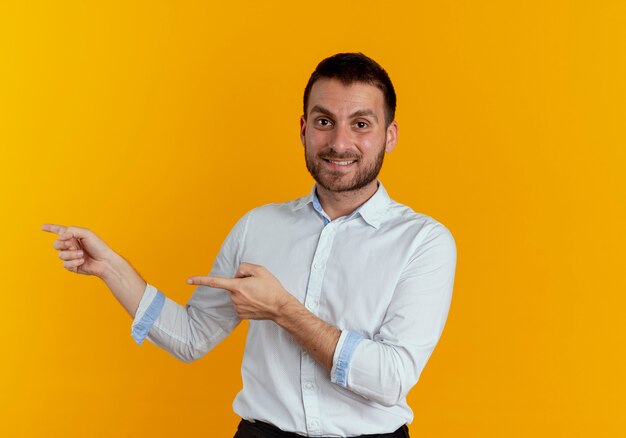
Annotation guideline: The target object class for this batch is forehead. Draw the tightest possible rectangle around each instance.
[307,78,385,117]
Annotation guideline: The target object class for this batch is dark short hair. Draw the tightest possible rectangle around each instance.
[303,52,396,126]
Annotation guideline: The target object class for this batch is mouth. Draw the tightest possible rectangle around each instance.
[322,158,357,169]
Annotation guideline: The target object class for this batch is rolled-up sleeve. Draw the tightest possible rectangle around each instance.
[131,283,164,345]
[331,225,457,407]
[129,212,252,363]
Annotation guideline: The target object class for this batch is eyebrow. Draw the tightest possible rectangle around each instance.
[310,105,379,122]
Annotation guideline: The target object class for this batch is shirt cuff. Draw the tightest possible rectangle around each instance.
[330,330,364,387]
[131,283,165,345]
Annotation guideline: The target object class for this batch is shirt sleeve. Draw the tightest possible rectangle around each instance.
[129,211,251,363]
[131,283,163,345]
[330,224,457,407]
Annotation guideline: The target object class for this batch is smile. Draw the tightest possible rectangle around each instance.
[323,159,356,166]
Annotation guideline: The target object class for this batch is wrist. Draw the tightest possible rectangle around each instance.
[274,294,305,326]
[99,252,128,283]
[98,251,147,318]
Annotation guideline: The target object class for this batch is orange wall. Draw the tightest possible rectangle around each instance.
[2,1,625,436]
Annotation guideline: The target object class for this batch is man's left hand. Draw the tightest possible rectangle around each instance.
[186,263,296,321]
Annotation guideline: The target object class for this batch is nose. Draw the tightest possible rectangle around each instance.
[328,123,353,152]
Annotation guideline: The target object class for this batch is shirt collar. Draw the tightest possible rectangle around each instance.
[294,180,391,229]
[355,181,391,229]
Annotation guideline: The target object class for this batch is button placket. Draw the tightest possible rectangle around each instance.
[304,223,335,315]
[301,222,338,436]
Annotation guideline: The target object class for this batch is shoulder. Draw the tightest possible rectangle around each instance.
[383,198,456,254]
[384,198,453,235]
[237,194,311,225]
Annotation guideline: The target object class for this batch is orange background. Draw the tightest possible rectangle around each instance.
[2,1,625,436]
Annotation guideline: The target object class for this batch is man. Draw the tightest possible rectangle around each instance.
[42,53,457,437]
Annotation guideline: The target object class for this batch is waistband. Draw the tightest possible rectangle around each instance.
[237,419,409,438]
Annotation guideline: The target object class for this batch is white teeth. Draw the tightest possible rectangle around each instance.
[328,160,355,166]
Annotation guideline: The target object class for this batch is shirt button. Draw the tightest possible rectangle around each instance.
[308,420,318,428]
[305,382,314,390]
[313,262,321,270]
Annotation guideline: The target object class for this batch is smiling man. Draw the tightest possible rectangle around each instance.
[42,53,457,438]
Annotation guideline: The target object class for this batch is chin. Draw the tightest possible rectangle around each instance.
[318,178,373,193]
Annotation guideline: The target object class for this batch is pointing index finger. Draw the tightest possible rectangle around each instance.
[41,223,66,235]
[186,275,239,292]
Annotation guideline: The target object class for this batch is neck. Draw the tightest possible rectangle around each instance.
[316,180,379,221]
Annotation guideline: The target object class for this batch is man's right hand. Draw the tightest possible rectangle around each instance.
[42,223,148,318]
[41,224,118,278]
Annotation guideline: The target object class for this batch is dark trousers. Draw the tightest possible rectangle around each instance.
[234,419,410,438]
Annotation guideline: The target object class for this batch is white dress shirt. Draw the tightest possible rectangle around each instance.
[131,181,456,437]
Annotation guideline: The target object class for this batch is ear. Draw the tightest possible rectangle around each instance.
[300,115,307,146]
[385,121,399,153]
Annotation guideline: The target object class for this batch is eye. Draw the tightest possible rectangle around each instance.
[355,121,369,129]
[315,118,333,128]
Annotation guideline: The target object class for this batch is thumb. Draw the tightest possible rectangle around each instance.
[236,262,263,278]
[60,226,91,241]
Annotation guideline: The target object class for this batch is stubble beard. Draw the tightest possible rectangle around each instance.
[304,141,386,193]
